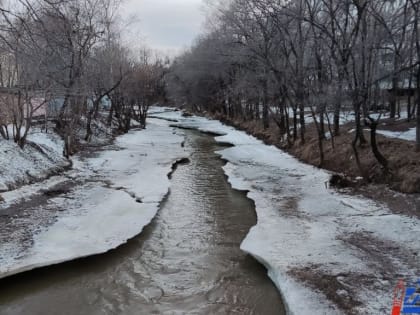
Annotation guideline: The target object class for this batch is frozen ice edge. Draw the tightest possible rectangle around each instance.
[0,158,188,280]
[0,119,189,280]
[218,144,339,315]
[223,164,339,315]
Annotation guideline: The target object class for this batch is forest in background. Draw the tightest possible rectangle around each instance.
[166,0,420,192]
[0,0,167,156]
[1,0,420,192]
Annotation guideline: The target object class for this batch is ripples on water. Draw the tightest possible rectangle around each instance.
[0,131,284,315]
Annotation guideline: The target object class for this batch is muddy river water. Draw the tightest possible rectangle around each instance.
[0,131,285,315]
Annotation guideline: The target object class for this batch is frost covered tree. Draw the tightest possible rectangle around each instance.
[166,0,420,177]
[0,0,171,154]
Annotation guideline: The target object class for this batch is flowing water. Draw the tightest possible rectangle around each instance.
[0,131,285,315]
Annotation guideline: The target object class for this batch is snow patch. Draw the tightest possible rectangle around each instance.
[376,127,416,141]
[0,130,69,192]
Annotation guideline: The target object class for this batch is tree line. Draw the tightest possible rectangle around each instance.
[0,0,166,156]
[166,0,420,175]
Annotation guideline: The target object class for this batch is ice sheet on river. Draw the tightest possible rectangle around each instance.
[0,119,187,279]
[152,108,420,315]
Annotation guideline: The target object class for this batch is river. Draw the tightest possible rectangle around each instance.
[0,130,285,315]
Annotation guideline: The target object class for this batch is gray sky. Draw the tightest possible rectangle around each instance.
[121,0,206,56]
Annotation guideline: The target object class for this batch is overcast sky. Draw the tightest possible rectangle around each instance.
[121,0,206,56]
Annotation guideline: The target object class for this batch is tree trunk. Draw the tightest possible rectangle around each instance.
[334,75,344,136]
[293,107,298,142]
[408,94,412,122]
[417,104,420,152]
[366,116,388,172]
[325,112,335,149]
[319,105,325,138]
[263,80,269,129]
[255,102,260,120]
[352,131,366,179]
[333,105,340,136]
[299,102,305,144]
[63,135,71,159]
[284,105,291,147]
[85,108,94,142]
[279,100,286,135]
[310,106,324,167]
[390,77,398,119]
[355,104,367,145]
[417,75,420,151]
[0,126,7,140]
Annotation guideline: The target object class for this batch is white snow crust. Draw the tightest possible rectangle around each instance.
[0,118,187,279]
[0,130,69,191]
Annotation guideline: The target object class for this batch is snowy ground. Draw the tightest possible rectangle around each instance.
[304,110,355,127]
[376,127,416,142]
[348,126,417,142]
[0,129,70,192]
[0,118,188,279]
[1,107,418,314]
[305,110,418,142]
[151,107,420,315]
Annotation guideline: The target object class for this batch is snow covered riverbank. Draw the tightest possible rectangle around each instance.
[0,118,187,279]
[151,108,420,315]
[0,130,70,192]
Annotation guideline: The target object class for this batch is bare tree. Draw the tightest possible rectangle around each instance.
[410,0,420,151]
